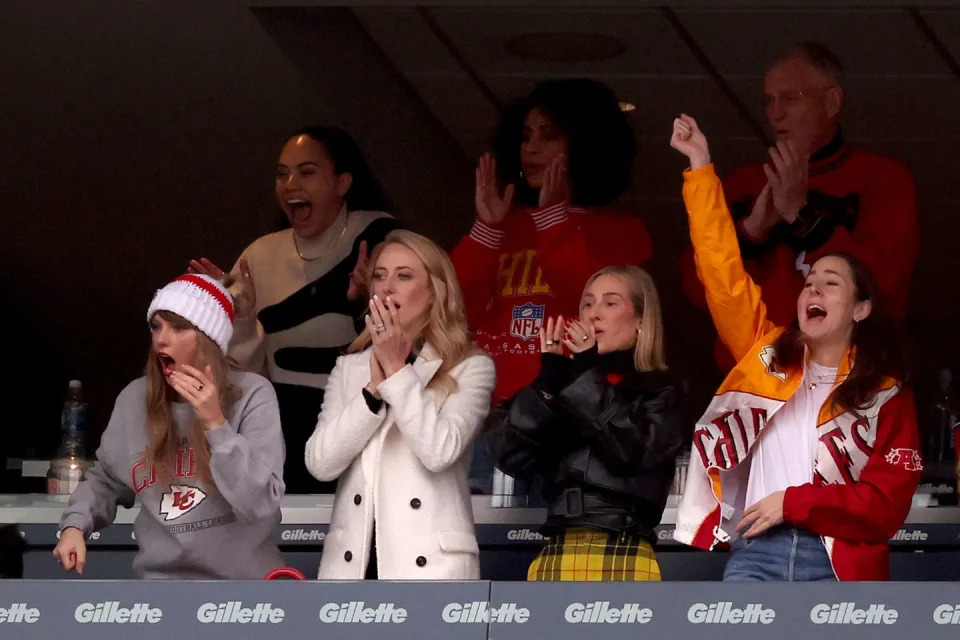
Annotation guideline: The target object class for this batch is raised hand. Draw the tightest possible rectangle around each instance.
[188,258,225,279]
[230,259,256,318]
[563,317,596,354]
[347,240,369,302]
[762,140,808,222]
[670,114,711,170]
[168,364,226,430]
[367,295,412,378]
[539,315,565,355]
[538,154,570,209]
[191,258,256,319]
[475,153,514,226]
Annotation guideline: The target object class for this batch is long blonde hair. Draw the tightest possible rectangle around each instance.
[349,230,480,395]
[143,310,234,488]
[581,265,667,372]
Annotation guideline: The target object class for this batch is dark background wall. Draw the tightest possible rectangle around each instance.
[2,1,957,467]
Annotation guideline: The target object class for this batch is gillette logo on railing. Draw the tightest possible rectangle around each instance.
[74,602,162,624]
[565,602,653,624]
[891,529,928,541]
[934,604,960,624]
[810,603,898,624]
[318,602,407,624]
[688,602,775,624]
[197,602,284,624]
[281,528,326,542]
[442,602,529,623]
[506,528,544,541]
[0,604,39,624]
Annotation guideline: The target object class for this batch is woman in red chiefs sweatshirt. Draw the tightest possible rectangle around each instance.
[670,115,921,581]
[450,79,653,406]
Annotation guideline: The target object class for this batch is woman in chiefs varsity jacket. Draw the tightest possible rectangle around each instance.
[493,266,684,581]
[669,115,921,582]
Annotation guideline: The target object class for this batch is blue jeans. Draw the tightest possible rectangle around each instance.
[723,525,837,582]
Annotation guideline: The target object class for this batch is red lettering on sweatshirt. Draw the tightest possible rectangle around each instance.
[131,447,197,494]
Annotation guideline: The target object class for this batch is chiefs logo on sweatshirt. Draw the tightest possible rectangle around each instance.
[159,484,207,521]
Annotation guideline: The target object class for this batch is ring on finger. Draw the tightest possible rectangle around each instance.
[374,324,386,333]
[197,384,204,391]
[545,339,556,346]
[581,335,589,342]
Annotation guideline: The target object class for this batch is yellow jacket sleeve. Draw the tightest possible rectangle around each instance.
[682,164,777,362]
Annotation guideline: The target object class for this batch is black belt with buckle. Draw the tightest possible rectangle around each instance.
[547,487,631,518]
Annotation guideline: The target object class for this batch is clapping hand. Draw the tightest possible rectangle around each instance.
[365,295,412,378]
[475,153,514,226]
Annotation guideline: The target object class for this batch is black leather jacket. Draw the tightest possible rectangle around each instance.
[492,348,684,541]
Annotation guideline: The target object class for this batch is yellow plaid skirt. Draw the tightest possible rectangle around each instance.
[527,527,661,582]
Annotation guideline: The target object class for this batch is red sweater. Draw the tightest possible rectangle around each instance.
[680,135,919,369]
[451,202,653,403]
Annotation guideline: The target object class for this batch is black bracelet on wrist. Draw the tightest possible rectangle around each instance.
[362,387,384,413]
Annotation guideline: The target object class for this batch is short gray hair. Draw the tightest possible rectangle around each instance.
[769,41,845,89]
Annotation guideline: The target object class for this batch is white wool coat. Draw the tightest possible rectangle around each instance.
[305,344,495,579]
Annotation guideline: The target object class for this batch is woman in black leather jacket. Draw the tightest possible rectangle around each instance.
[493,265,684,581]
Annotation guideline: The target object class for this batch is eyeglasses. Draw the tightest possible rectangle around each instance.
[761,85,836,109]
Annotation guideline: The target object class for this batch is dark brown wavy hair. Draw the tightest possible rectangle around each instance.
[772,252,907,416]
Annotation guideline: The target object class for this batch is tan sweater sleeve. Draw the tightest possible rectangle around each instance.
[226,247,268,375]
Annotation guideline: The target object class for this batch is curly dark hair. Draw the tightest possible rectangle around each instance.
[290,126,390,212]
[491,78,636,207]
[773,252,908,416]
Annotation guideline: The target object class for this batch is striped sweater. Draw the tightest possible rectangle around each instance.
[228,209,398,492]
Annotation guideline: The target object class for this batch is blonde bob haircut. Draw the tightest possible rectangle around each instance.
[580,265,667,372]
[349,229,481,396]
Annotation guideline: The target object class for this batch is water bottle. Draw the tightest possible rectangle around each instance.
[59,380,87,458]
[47,380,92,495]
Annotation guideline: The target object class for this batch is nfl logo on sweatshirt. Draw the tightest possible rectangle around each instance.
[159,485,207,521]
[510,303,544,339]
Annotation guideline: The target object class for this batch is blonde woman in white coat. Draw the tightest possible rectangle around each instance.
[306,229,495,580]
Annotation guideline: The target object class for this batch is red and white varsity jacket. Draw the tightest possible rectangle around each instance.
[674,164,922,581]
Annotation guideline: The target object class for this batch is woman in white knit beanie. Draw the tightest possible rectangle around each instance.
[53,274,287,579]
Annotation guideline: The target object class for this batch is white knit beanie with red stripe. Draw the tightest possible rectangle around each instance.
[146,274,235,353]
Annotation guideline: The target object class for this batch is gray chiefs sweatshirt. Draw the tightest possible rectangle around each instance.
[60,370,285,579]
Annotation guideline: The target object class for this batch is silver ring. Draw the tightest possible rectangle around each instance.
[581,335,589,342]
[374,324,386,333]
[545,339,556,346]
